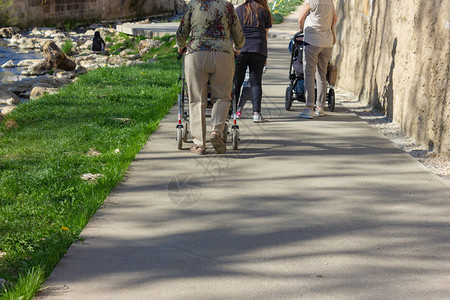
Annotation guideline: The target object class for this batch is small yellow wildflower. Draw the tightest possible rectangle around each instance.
[61,226,69,231]
[140,72,147,76]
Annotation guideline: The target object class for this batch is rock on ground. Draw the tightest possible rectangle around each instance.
[1,60,15,68]
[0,27,20,38]
[0,106,17,123]
[0,87,21,106]
[3,75,70,94]
[30,86,59,100]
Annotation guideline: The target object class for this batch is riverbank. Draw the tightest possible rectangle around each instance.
[0,40,180,299]
[0,41,43,80]
[0,20,180,125]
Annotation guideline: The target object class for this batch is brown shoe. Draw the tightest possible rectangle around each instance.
[210,131,226,154]
[190,145,206,155]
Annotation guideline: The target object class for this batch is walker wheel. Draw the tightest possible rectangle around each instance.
[232,128,239,150]
[176,127,183,150]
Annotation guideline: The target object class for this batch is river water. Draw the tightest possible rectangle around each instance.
[0,39,43,83]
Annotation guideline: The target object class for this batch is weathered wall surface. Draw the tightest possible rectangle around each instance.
[9,0,174,27]
[333,0,449,156]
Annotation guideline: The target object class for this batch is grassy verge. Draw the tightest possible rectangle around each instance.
[269,0,304,24]
[0,36,179,299]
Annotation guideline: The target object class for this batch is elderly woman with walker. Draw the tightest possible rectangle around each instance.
[176,0,245,155]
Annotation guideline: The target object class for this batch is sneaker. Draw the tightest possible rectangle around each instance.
[210,131,227,154]
[315,106,324,117]
[236,111,242,119]
[298,107,314,119]
[253,112,266,123]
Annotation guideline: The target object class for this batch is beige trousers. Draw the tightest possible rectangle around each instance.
[303,44,333,108]
[185,51,234,148]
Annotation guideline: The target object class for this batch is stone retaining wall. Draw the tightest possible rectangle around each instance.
[332,0,449,156]
[10,0,174,27]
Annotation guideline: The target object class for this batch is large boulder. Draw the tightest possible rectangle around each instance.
[137,39,160,56]
[44,29,61,38]
[0,27,20,38]
[5,75,70,94]
[78,40,92,50]
[17,59,43,67]
[119,49,140,60]
[0,87,21,106]
[75,66,88,75]
[30,86,59,100]
[0,106,17,123]
[18,39,37,50]
[9,33,23,44]
[51,32,67,41]
[55,70,76,80]
[84,30,96,37]
[30,28,43,36]
[107,56,128,66]
[21,60,52,76]
[42,41,76,71]
[1,60,15,68]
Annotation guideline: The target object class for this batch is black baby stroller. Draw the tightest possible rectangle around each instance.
[285,32,336,112]
[175,54,239,150]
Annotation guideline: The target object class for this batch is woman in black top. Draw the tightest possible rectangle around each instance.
[234,0,272,123]
[92,31,105,52]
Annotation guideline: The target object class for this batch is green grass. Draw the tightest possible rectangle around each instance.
[269,0,304,24]
[61,39,73,55]
[0,40,179,300]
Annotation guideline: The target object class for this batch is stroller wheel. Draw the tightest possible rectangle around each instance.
[176,127,183,150]
[285,86,293,111]
[327,88,335,112]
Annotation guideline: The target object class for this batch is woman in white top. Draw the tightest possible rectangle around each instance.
[297,0,337,119]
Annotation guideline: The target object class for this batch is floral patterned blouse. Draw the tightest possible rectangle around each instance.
[176,0,245,56]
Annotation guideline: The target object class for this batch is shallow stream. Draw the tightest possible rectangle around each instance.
[0,39,43,83]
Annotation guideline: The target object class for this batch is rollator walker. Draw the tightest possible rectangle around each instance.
[175,54,239,151]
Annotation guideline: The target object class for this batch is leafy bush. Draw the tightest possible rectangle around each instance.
[272,12,284,24]
[269,0,304,24]
[0,0,16,26]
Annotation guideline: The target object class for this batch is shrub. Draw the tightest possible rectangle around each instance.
[269,0,304,24]
[272,12,284,24]
[61,40,73,55]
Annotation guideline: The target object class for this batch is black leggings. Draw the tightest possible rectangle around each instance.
[233,52,266,113]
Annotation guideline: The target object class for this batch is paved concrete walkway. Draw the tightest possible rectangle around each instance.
[38,12,450,300]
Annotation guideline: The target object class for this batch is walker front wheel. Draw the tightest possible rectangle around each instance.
[176,127,183,150]
[232,128,239,150]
